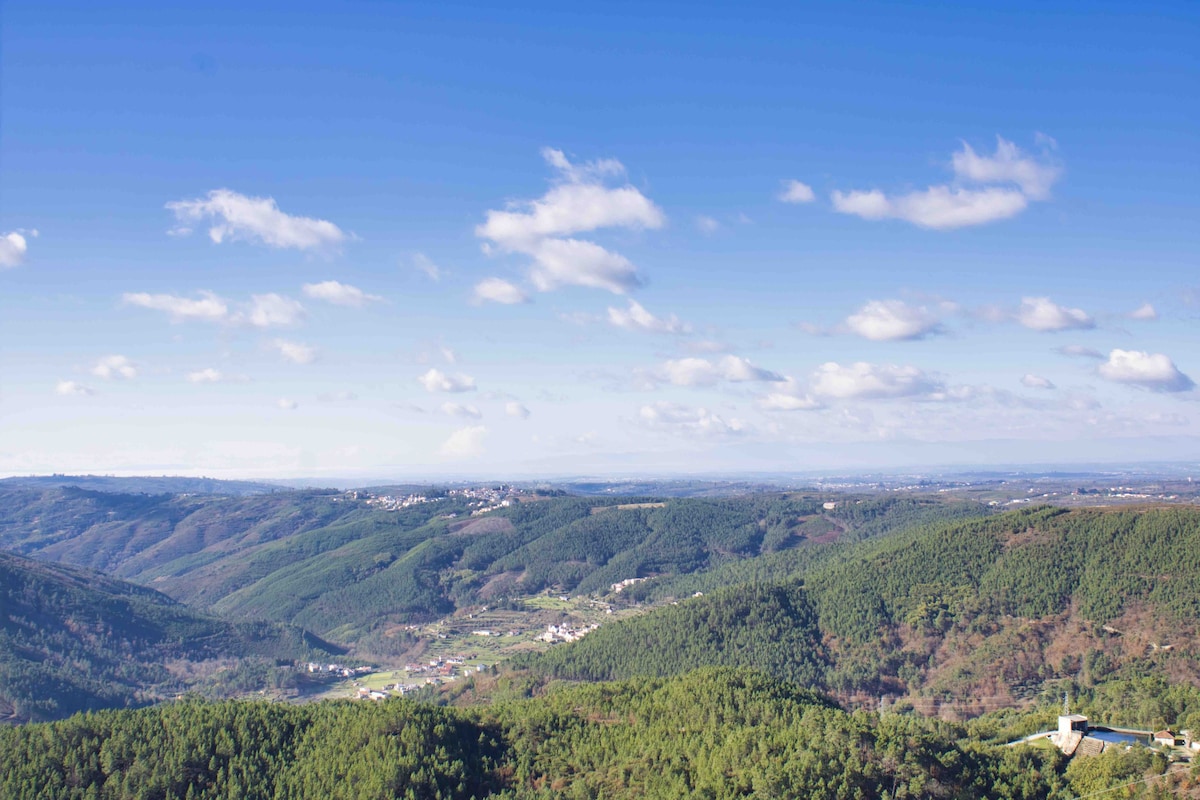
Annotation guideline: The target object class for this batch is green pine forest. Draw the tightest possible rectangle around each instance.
[3,482,1200,797]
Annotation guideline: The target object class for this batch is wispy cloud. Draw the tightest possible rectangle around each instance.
[91,355,137,380]
[1021,374,1055,390]
[439,425,487,458]
[272,339,316,364]
[186,368,224,384]
[475,148,665,294]
[506,401,531,419]
[810,362,943,400]
[1016,296,1094,332]
[166,189,346,250]
[1055,344,1104,359]
[653,355,783,388]
[123,290,304,328]
[607,300,691,335]
[244,293,305,328]
[639,401,747,437]
[441,402,482,419]
[413,253,445,281]
[472,277,529,305]
[1129,302,1158,321]
[302,280,382,307]
[778,180,815,204]
[832,136,1060,229]
[759,380,822,411]
[844,299,942,341]
[832,185,1028,230]
[418,368,476,393]
[951,136,1061,200]
[55,380,95,396]
[123,291,229,323]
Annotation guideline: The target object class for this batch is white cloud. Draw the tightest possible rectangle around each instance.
[302,280,381,307]
[276,398,299,410]
[505,401,531,419]
[123,291,229,323]
[658,355,783,387]
[245,293,305,328]
[778,180,815,204]
[844,299,941,341]
[91,355,137,380]
[1129,302,1158,321]
[525,237,641,295]
[187,368,223,384]
[1016,297,1094,332]
[418,368,476,393]
[55,380,94,397]
[639,401,747,437]
[696,215,721,234]
[0,232,28,268]
[950,136,1061,200]
[1098,349,1195,392]
[317,390,358,402]
[759,380,822,411]
[472,277,529,305]
[832,136,1059,229]
[441,402,482,419]
[166,189,345,250]
[413,253,444,281]
[439,425,487,458]
[124,290,306,328]
[832,186,1028,230]
[272,339,316,365]
[719,355,783,382]
[607,300,691,335]
[1056,344,1104,359]
[475,148,665,294]
[810,362,942,400]
[1021,374,1056,390]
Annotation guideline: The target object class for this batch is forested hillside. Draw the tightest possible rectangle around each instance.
[0,552,338,723]
[514,582,827,685]
[0,668,1072,800]
[513,505,1200,713]
[0,488,981,647]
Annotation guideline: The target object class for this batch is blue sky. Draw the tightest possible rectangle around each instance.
[2,1,1198,478]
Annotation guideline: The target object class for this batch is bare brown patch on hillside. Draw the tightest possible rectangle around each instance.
[1002,526,1056,551]
[477,570,525,600]
[449,517,516,536]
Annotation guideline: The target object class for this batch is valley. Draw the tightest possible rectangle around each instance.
[4,476,1200,797]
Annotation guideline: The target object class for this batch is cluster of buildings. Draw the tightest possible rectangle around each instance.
[363,492,440,511]
[401,656,487,682]
[610,577,647,594]
[448,485,521,515]
[538,623,600,643]
[306,662,374,678]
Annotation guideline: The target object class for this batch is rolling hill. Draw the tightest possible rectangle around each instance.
[0,487,984,648]
[508,505,1200,715]
[0,551,339,723]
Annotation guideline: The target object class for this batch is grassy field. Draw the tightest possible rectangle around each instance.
[316,590,645,700]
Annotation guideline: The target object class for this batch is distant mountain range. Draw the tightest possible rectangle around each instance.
[0,474,289,496]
